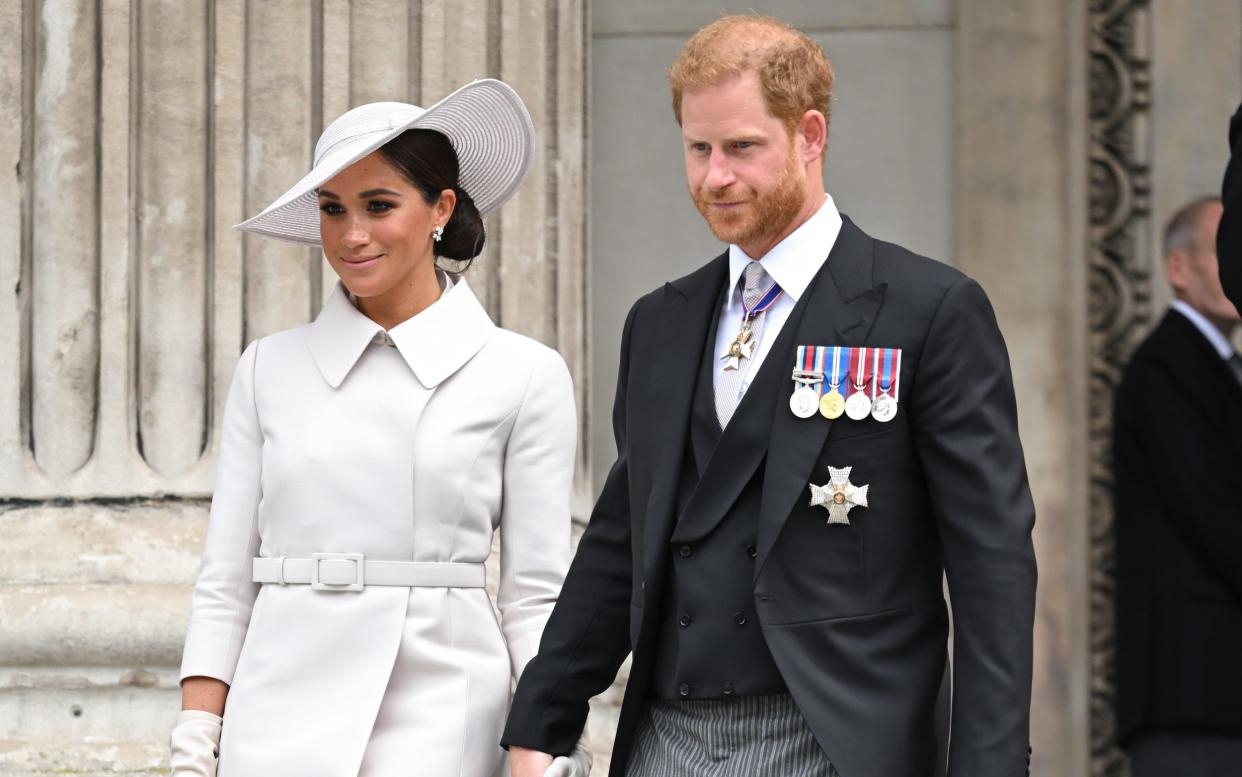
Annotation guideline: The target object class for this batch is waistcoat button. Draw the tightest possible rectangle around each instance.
[679,614,692,627]
[678,683,691,697]
[746,544,757,559]
[722,683,734,696]
[679,544,692,558]
[733,612,747,626]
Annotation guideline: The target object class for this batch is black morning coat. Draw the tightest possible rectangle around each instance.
[501,217,1038,777]
[1114,310,1242,743]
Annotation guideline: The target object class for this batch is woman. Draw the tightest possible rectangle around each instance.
[168,80,590,777]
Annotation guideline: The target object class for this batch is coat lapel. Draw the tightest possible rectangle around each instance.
[641,253,729,581]
[669,271,816,545]
[754,218,886,578]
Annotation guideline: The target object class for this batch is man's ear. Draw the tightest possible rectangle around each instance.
[796,110,828,165]
[1165,249,1189,295]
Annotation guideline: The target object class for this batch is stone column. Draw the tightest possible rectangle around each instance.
[957,1,1091,776]
[0,1,588,773]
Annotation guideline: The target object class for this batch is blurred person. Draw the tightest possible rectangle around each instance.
[1114,195,1242,777]
[504,15,1036,777]
[1217,103,1242,309]
[168,80,589,777]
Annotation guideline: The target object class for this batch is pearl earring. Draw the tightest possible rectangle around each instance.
[433,225,444,242]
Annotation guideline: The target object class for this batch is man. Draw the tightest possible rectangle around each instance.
[1114,196,1242,777]
[504,15,1036,777]
[1217,104,1242,310]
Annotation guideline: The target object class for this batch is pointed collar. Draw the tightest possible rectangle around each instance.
[309,274,495,389]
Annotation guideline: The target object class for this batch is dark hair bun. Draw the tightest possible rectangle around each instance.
[379,128,488,265]
[438,187,485,261]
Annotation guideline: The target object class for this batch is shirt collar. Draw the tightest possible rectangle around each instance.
[309,273,494,388]
[726,194,843,303]
[1170,299,1236,360]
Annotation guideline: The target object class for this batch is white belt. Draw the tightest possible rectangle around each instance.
[252,553,486,592]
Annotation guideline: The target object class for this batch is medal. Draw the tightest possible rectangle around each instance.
[871,394,896,422]
[869,347,901,423]
[721,277,783,371]
[722,325,754,371]
[808,465,870,525]
[790,385,819,418]
[844,346,872,420]
[819,346,846,419]
[789,345,825,419]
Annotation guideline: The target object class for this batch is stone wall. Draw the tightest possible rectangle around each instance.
[0,1,588,773]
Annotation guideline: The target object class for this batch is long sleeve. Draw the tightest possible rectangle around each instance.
[498,347,578,678]
[907,277,1037,776]
[179,340,264,685]
[502,302,639,756]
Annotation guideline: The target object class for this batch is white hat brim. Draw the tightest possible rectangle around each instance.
[235,79,535,246]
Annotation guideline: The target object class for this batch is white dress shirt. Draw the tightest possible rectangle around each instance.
[712,194,843,396]
[1170,299,1238,360]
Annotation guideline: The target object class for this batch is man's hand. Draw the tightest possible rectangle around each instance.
[509,745,555,777]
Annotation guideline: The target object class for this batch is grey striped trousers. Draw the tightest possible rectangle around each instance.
[626,694,840,777]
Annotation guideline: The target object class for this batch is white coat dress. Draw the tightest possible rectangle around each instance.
[179,274,576,777]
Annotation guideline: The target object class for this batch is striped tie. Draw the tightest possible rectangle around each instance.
[715,261,778,427]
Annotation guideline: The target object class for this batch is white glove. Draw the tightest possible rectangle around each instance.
[169,709,223,776]
[543,734,593,777]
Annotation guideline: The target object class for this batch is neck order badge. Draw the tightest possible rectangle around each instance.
[722,281,783,371]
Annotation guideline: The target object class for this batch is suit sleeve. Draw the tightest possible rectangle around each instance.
[907,277,1037,777]
[1218,102,1242,312]
[501,302,640,756]
[497,347,577,679]
[179,339,264,685]
[1119,341,1242,601]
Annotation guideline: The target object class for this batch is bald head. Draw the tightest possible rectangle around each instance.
[669,14,834,130]
[1163,195,1238,331]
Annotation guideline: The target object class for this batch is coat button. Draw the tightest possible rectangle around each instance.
[722,683,734,696]
[679,613,692,627]
[678,683,691,697]
[679,544,693,558]
[733,612,747,626]
[746,544,757,559]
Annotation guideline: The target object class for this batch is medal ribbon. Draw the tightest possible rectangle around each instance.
[828,346,845,392]
[849,346,871,392]
[795,346,827,386]
[741,282,783,323]
[870,348,901,400]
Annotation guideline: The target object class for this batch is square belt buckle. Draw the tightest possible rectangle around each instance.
[311,552,365,592]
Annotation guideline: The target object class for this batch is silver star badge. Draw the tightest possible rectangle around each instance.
[808,466,869,525]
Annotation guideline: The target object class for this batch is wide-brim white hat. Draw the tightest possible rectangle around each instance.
[236,78,534,246]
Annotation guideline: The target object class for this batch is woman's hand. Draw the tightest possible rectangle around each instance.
[170,676,229,775]
[169,709,223,776]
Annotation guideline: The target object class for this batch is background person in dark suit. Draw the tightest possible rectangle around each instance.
[1115,195,1242,777]
[505,15,1036,777]
[1217,104,1242,310]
